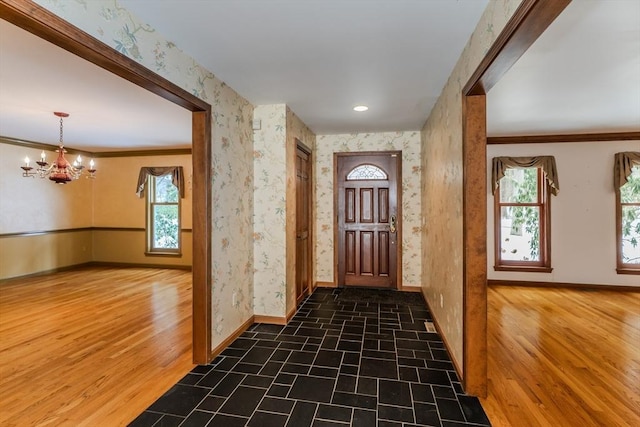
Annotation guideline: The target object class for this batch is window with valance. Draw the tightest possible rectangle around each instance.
[614,152,640,274]
[492,156,558,272]
[137,166,184,254]
[136,166,185,199]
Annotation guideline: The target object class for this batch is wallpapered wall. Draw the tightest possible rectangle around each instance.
[315,132,422,287]
[36,0,256,350]
[253,104,287,317]
[420,0,523,370]
[252,105,316,318]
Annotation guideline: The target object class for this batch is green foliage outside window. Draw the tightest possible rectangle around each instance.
[151,175,179,250]
[511,168,541,260]
[153,205,179,249]
[499,168,541,261]
[620,166,640,264]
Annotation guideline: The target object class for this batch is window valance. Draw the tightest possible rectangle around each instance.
[614,151,640,190]
[492,156,559,196]
[136,166,185,198]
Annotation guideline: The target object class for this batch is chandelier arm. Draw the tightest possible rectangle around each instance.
[37,163,56,178]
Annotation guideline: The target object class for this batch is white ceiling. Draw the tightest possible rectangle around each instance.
[119,0,489,135]
[488,0,640,136]
[0,1,638,152]
[0,19,192,152]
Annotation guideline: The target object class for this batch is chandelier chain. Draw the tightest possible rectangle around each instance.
[59,117,64,146]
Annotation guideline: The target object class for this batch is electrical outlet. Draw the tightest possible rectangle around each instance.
[440,294,443,308]
[232,292,237,307]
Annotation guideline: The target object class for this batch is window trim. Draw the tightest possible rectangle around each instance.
[616,164,640,275]
[494,167,552,272]
[146,174,182,256]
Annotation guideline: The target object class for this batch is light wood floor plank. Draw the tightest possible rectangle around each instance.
[481,285,640,427]
[0,267,194,427]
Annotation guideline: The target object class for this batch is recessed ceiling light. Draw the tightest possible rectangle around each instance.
[353,105,369,112]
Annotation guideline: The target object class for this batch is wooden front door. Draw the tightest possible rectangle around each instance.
[337,152,400,288]
[296,144,312,305]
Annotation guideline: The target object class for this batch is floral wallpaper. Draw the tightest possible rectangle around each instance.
[252,105,316,318]
[36,0,255,350]
[315,132,422,287]
[253,105,287,317]
[420,0,523,369]
[210,81,254,347]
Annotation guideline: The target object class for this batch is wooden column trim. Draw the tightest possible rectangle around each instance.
[461,0,572,397]
[192,110,212,364]
[464,0,571,96]
[1,0,213,365]
[462,95,488,397]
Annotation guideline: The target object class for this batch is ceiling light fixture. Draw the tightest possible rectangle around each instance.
[20,112,96,184]
[353,105,369,112]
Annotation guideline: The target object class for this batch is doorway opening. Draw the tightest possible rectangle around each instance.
[0,2,213,364]
[295,141,312,306]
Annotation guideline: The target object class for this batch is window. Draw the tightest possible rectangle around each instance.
[147,174,180,254]
[616,152,640,274]
[347,164,387,180]
[494,166,552,272]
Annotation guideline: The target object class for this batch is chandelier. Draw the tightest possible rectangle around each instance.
[20,112,96,184]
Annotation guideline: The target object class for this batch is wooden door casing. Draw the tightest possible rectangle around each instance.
[295,145,312,305]
[337,152,400,288]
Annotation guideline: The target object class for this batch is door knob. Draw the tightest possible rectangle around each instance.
[390,215,397,233]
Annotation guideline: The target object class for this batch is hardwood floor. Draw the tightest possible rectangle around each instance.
[0,267,194,427]
[481,285,640,426]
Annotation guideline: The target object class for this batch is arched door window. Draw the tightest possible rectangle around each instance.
[346,164,388,180]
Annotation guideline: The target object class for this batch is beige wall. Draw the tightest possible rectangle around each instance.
[487,140,640,287]
[1,142,93,279]
[421,0,523,371]
[0,141,193,279]
[92,155,192,229]
[91,154,192,267]
[0,231,93,279]
[92,229,192,268]
[0,143,93,234]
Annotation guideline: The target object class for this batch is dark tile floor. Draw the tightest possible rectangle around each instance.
[129,288,491,427]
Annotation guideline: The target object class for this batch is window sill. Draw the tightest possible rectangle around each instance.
[494,265,553,273]
[145,251,182,257]
[616,267,640,275]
